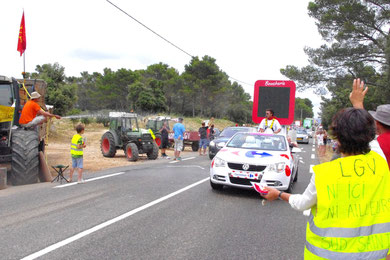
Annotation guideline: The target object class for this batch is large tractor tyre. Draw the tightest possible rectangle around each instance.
[147,143,159,160]
[101,132,117,157]
[191,141,199,152]
[126,143,139,162]
[10,129,40,185]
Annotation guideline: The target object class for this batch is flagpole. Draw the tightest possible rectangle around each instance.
[23,52,26,79]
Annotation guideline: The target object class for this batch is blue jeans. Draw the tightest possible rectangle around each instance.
[199,139,209,149]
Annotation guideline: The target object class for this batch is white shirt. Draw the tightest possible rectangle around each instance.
[289,139,387,212]
[258,118,281,133]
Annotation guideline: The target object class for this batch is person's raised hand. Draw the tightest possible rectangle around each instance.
[349,78,368,109]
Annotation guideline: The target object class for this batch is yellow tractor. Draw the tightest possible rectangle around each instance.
[0,75,51,185]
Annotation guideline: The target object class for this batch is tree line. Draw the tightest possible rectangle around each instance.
[25,56,254,124]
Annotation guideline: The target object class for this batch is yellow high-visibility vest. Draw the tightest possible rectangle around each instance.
[70,134,83,156]
[305,151,390,259]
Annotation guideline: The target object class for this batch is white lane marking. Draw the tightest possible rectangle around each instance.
[54,172,125,188]
[312,148,315,152]
[310,165,314,174]
[169,160,179,164]
[312,145,315,148]
[182,157,195,161]
[23,177,210,260]
[167,165,205,170]
[299,160,304,164]
[311,154,315,159]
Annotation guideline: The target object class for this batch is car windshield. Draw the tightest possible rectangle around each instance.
[219,127,255,138]
[297,130,307,134]
[227,133,287,151]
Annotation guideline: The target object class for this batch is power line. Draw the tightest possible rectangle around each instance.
[106,0,253,87]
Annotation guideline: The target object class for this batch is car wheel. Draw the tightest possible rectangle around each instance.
[293,166,298,182]
[208,152,215,160]
[210,180,223,190]
[286,178,294,193]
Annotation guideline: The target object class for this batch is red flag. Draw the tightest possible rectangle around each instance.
[17,12,26,56]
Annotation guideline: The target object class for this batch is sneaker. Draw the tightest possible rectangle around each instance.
[77,179,85,184]
[173,157,177,161]
[177,157,182,161]
[165,156,171,159]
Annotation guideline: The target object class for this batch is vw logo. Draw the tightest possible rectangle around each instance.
[242,163,250,171]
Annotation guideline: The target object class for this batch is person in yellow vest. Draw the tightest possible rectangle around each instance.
[260,108,390,259]
[258,109,281,134]
[69,124,86,183]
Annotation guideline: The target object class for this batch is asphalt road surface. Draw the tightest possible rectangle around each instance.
[0,139,319,260]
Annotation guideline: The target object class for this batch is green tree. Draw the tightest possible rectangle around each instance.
[295,98,314,121]
[281,1,390,124]
[32,63,77,115]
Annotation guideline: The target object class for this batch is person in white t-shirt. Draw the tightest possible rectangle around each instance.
[258,109,281,134]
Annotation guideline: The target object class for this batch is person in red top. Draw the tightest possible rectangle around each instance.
[350,78,390,165]
[19,91,61,127]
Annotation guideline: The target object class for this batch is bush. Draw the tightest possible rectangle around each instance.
[96,116,110,127]
[81,117,93,125]
[67,108,82,116]
[70,117,79,124]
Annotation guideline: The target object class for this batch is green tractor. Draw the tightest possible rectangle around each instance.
[100,112,159,161]
[145,116,171,148]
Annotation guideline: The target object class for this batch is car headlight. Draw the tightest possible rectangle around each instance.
[213,157,226,167]
[216,142,225,148]
[209,141,215,146]
[268,162,286,173]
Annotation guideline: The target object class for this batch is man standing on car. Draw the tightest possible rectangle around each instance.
[173,117,185,161]
[258,109,281,134]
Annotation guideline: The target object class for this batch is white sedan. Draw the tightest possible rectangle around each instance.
[210,132,300,192]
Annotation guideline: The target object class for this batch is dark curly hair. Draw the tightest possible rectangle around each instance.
[330,108,375,155]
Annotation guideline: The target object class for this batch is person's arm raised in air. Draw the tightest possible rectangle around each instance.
[349,78,368,109]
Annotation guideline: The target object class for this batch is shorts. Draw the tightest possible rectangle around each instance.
[199,138,209,149]
[174,138,183,151]
[161,138,169,149]
[72,157,83,169]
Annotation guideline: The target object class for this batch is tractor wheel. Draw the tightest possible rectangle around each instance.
[101,132,116,157]
[147,143,159,160]
[191,141,199,152]
[10,129,40,185]
[126,143,139,161]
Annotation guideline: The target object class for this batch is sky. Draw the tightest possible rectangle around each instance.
[1,0,324,116]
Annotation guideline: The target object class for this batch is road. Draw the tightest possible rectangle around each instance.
[0,139,319,260]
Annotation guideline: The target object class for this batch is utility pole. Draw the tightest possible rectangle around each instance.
[300,109,303,126]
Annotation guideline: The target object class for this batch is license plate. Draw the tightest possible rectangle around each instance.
[297,138,303,140]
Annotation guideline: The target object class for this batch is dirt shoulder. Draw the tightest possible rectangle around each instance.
[45,120,177,178]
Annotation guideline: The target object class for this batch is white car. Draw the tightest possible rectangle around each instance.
[210,132,300,192]
[296,129,309,144]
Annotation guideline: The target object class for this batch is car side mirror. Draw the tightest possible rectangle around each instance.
[292,147,301,153]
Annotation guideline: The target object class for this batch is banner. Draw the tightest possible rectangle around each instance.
[17,11,26,56]
[0,105,15,123]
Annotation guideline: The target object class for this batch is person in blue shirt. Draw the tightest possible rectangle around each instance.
[173,117,185,160]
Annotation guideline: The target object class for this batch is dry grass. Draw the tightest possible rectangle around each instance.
[45,116,237,177]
